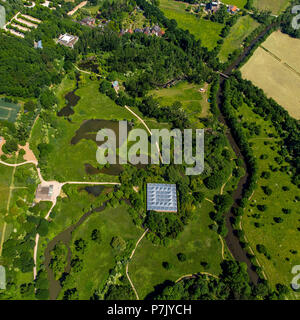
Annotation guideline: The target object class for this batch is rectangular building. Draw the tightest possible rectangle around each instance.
[57,33,79,49]
[147,183,177,212]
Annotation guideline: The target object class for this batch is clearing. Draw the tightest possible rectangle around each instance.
[159,0,223,50]
[151,81,210,127]
[130,200,224,299]
[218,15,259,62]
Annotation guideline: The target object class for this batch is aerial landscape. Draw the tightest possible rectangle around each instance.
[0,0,299,303]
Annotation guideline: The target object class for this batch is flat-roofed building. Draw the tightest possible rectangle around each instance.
[147,183,177,212]
[57,33,79,49]
[35,184,54,201]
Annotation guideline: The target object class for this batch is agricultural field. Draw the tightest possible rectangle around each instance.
[159,0,223,50]
[235,102,300,299]
[151,81,210,127]
[218,15,259,62]
[130,200,225,299]
[241,31,300,119]
[261,31,300,72]
[0,99,20,122]
[253,0,291,14]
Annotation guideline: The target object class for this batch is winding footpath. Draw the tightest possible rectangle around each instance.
[125,228,149,300]
[124,106,163,162]
[0,144,120,280]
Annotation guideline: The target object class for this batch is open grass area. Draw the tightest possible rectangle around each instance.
[241,32,300,119]
[222,0,247,8]
[218,15,259,62]
[253,0,291,14]
[159,0,223,50]
[130,200,224,299]
[0,165,14,251]
[235,102,300,299]
[0,99,20,122]
[150,81,210,127]
[58,203,142,299]
[30,75,169,182]
[30,76,135,182]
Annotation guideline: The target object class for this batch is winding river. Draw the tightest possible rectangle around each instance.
[217,22,278,284]
[44,22,276,297]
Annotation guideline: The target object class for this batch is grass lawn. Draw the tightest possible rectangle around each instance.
[253,0,291,14]
[0,165,14,255]
[59,203,142,299]
[150,81,210,128]
[222,0,247,8]
[218,15,259,62]
[159,0,223,50]
[236,103,300,299]
[130,200,224,299]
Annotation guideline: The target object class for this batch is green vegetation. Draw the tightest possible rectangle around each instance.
[222,74,300,299]
[236,103,300,297]
[253,0,291,14]
[58,204,142,300]
[130,200,224,299]
[0,164,43,300]
[151,81,210,126]
[30,76,133,182]
[222,0,247,8]
[0,99,20,123]
[218,15,259,62]
[159,0,223,50]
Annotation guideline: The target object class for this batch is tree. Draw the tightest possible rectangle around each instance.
[162,261,173,270]
[193,191,204,203]
[3,138,18,153]
[110,236,126,252]
[40,89,57,109]
[105,285,135,300]
[37,219,49,236]
[91,229,102,243]
[74,238,87,253]
[71,256,84,273]
[24,100,37,112]
[177,253,186,262]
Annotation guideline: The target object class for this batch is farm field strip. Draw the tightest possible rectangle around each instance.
[241,32,300,119]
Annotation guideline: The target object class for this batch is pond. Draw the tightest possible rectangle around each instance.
[57,74,80,117]
[44,188,108,300]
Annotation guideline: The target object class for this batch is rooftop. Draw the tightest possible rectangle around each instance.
[147,183,177,212]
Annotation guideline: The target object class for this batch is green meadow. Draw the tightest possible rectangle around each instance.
[222,0,247,8]
[130,200,224,299]
[159,0,223,50]
[218,15,260,62]
[30,75,169,183]
[58,204,142,300]
[151,81,210,128]
[236,102,300,298]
